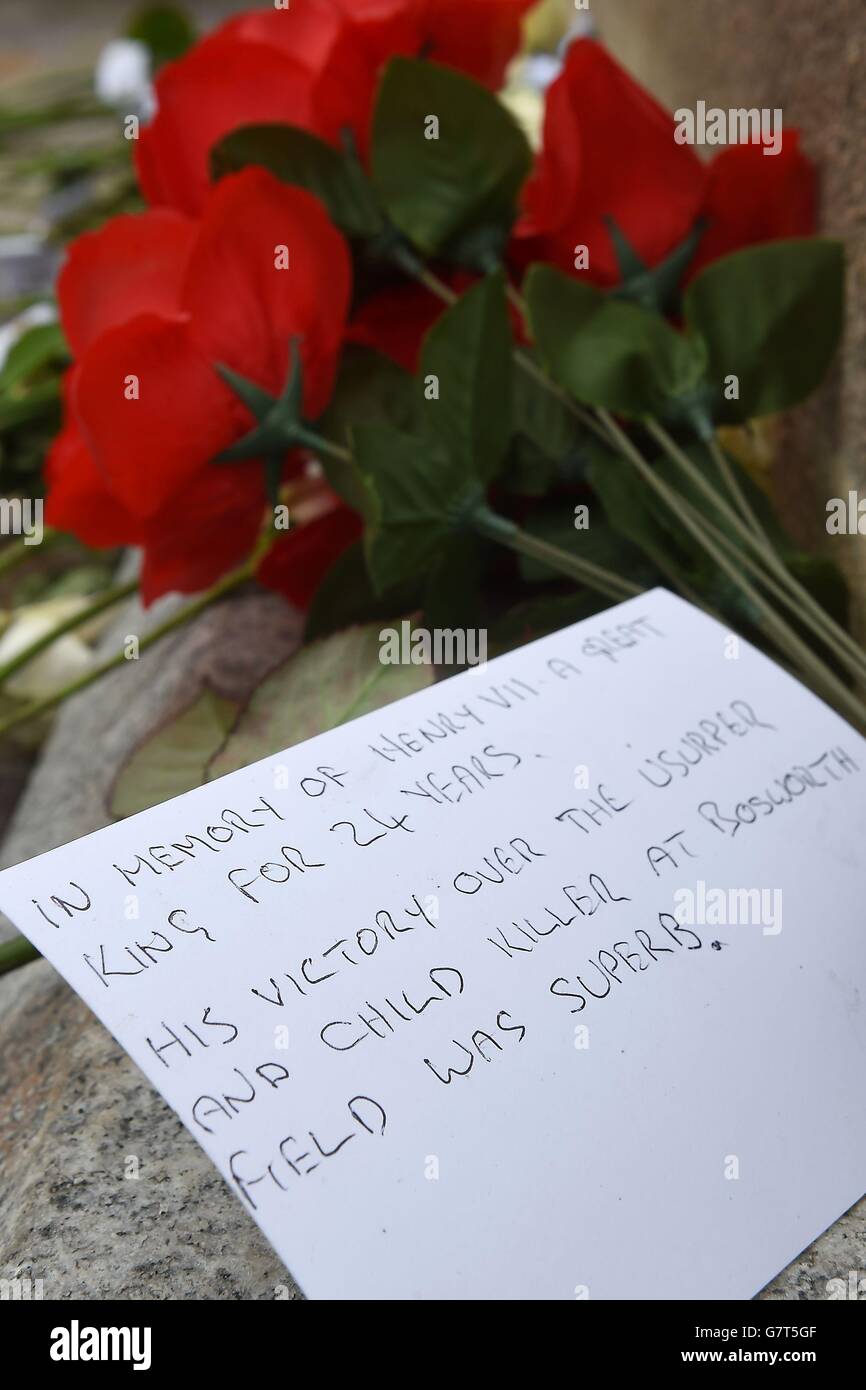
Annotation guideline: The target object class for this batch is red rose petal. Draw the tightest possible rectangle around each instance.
[139,462,266,604]
[73,314,246,520]
[45,413,145,548]
[182,168,352,416]
[58,209,196,358]
[517,39,706,287]
[257,501,361,610]
[135,33,314,216]
[422,0,535,89]
[689,130,817,280]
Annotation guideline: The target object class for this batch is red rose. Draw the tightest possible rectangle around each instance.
[346,281,444,372]
[346,270,486,371]
[686,132,816,280]
[422,0,537,89]
[515,39,815,289]
[516,40,705,287]
[136,1,536,216]
[47,167,352,605]
[347,271,527,372]
[257,483,362,609]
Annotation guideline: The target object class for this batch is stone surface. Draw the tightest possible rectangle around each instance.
[0,589,304,1297]
[0,956,300,1300]
[0,739,35,846]
[760,1195,866,1301]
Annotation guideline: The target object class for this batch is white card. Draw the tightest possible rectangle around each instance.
[1,589,864,1299]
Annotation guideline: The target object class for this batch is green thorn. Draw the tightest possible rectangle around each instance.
[215,363,273,420]
[212,340,307,467]
[608,217,708,314]
[282,338,303,420]
[604,215,649,281]
[648,217,708,308]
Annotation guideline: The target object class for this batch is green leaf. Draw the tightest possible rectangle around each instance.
[210,125,382,239]
[305,541,423,641]
[511,350,578,461]
[0,380,61,430]
[422,533,487,635]
[347,278,515,597]
[353,423,480,593]
[683,239,845,422]
[109,688,238,818]
[489,592,610,656]
[0,323,68,393]
[318,346,421,446]
[419,271,512,483]
[208,624,433,779]
[372,57,531,259]
[526,265,705,419]
[517,501,655,586]
[505,353,596,496]
[499,435,558,498]
[315,348,421,513]
[587,445,689,575]
[127,4,195,67]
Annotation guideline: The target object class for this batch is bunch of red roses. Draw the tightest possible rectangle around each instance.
[47,2,815,607]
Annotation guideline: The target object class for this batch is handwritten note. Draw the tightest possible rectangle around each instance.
[1,589,864,1299]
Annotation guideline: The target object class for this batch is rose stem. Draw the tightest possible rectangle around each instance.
[647,420,866,681]
[598,408,866,730]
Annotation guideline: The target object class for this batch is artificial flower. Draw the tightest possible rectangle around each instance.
[135,1,536,215]
[47,167,352,604]
[516,39,815,289]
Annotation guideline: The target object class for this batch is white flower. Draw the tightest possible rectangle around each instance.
[500,81,546,150]
[94,39,155,119]
[521,54,563,93]
[0,597,106,701]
